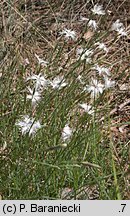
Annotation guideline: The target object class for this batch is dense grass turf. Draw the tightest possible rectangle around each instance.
[0,0,129,199]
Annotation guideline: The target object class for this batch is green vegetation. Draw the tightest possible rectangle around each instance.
[0,0,129,199]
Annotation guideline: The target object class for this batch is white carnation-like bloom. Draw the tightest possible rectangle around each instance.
[27,87,41,106]
[60,28,77,40]
[15,115,41,136]
[84,78,104,98]
[88,19,98,30]
[77,75,85,85]
[117,27,127,36]
[35,54,49,66]
[50,76,67,90]
[77,47,93,63]
[79,103,94,115]
[95,42,108,53]
[91,4,105,15]
[62,124,72,141]
[104,76,115,89]
[26,73,49,90]
[111,19,127,36]
[93,64,110,76]
[79,16,89,21]
[111,19,124,31]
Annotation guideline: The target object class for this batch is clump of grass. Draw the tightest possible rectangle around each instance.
[0,0,129,200]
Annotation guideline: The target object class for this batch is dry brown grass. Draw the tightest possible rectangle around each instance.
[0,0,129,199]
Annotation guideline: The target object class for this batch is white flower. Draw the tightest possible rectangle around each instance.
[15,115,41,136]
[62,124,72,141]
[79,16,89,22]
[77,75,82,81]
[77,75,85,85]
[95,42,108,53]
[60,28,77,40]
[35,54,49,66]
[104,76,115,89]
[88,20,98,30]
[117,27,127,36]
[84,78,104,98]
[26,73,49,90]
[107,10,112,15]
[93,64,110,76]
[111,19,123,31]
[111,20,127,36]
[91,4,105,15]
[79,103,94,115]
[76,47,84,56]
[50,76,67,89]
[27,87,41,106]
[77,47,93,63]
[24,58,29,65]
